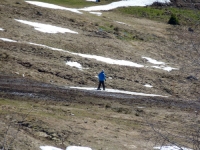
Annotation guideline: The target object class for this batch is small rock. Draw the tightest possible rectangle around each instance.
[36,11,42,16]
[37,132,49,138]
[188,27,194,32]
[186,75,198,81]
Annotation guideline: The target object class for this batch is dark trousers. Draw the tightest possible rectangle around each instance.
[98,81,105,90]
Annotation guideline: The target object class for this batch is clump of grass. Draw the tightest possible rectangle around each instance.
[111,107,132,114]
[168,14,180,25]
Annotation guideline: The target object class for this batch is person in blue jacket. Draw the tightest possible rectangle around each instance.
[97,70,106,90]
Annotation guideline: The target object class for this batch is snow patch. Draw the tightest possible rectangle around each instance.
[142,57,165,65]
[28,42,144,68]
[72,53,144,68]
[69,87,168,97]
[28,42,66,52]
[40,146,92,150]
[26,0,170,15]
[137,106,145,109]
[40,146,63,150]
[142,57,178,72]
[15,19,78,34]
[152,66,178,72]
[80,0,170,11]
[26,1,82,14]
[0,28,4,31]
[66,61,83,70]
[0,38,17,42]
[144,84,153,88]
[116,21,127,25]
[153,145,193,150]
[115,21,132,27]
[66,146,92,150]
[89,12,102,16]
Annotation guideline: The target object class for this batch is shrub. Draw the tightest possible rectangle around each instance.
[168,14,180,25]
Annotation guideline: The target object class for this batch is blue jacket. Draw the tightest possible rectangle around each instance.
[98,71,106,81]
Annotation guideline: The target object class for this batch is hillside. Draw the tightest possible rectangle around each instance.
[0,0,199,150]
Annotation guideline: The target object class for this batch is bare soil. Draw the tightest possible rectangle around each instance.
[0,74,199,150]
[0,0,199,150]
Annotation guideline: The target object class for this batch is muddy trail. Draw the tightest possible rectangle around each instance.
[0,74,199,112]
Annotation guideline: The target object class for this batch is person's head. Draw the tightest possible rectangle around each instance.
[101,69,104,72]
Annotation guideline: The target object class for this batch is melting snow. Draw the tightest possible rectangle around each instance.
[72,53,144,68]
[40,146,92,150]
[66,146,92,150]
[116,21,127,25]
[28,42,144,68]
[143,57,178,71]
[66,61,83,70]
[0,28,4,31]
[26,1,82,14]
[154,145,193,150]
[152,66,178,72]
[144,84,153,88]
[80,0,170,11]
[142,57,165,65]
[0,38,17,42]
[15,19,78,34]
[40,146,63,150]
[89,12,102,16]
[26,0,170,15]
[69,87,168,97]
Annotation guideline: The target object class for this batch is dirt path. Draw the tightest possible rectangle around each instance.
[1,74,199,111]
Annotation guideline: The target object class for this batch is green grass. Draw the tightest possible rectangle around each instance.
[29,0,120,8]
[115,6,200,25]
[26,0,200,25]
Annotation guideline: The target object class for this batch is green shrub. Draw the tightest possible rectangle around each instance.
[168,14,180,25]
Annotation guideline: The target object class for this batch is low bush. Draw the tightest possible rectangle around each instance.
[168,14,180,25]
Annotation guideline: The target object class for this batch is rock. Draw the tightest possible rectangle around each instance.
[36,11,42,16]
[186,75,198,81]
[37,131,49,138]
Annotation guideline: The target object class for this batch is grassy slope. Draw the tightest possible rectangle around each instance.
[0,0,200,150]
[29,0,200,25]
[114,6,200,26]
